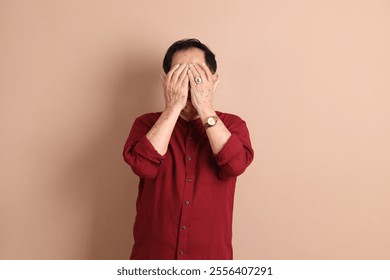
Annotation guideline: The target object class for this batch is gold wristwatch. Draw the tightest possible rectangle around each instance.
[204,116,218,129]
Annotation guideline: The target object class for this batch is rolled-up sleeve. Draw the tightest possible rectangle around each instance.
[123,114,166,179]
[214,115,254,180]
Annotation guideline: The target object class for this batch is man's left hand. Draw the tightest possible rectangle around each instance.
[188,63,220,113]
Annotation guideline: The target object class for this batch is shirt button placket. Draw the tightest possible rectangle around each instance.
[177,125,196,259]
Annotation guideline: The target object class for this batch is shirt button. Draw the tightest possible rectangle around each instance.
[185,201,190,206]
[187,178,193,182]
[188,156,192,161]
[182,225,187,230]
[180,250,184,255]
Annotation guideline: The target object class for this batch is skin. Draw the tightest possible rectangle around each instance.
[146,48,231,155]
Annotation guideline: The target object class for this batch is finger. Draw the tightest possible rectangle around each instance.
[166,64,181,83]
[171,63,187,84]
[160,75,168,90]
[187,67,196,87]
[193,64,207,83]
[213,79,221,92]
[199,63,213,82]
[188,64,201,83]
[181,74,189,90]
[177,64,189,85]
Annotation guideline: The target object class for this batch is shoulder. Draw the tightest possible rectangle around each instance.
[216,111,246,126]
[216,111,252,138]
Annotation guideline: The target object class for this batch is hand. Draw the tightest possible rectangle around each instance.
[161,64,189,110]
[188,63,220,112]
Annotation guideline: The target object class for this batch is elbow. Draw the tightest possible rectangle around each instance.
[123,152,159,179]
[218,163,247,179]
[230,164,247,177]
[217,150,254,179]
[130,164,158,179]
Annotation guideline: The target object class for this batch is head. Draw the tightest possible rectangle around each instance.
[162,38,217,74]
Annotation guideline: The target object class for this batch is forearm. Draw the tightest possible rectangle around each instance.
[198,107,231,154]
[146,105,181,155]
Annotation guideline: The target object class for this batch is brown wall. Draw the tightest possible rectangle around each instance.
[1,0,389,259]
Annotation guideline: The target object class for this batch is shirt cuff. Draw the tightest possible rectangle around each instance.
[214,134,243,166]
[132,136,166,165]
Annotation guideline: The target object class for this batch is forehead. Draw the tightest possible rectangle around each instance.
[171,48,205,65]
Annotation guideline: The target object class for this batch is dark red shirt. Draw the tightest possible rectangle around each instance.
[123,111,254,260]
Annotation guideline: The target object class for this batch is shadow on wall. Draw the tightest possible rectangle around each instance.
[64,51,161,259]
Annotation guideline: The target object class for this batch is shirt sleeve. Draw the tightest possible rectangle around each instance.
[123,114,166,179]
[214,115,254,180]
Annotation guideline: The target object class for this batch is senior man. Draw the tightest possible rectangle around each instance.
[123,38,254,260]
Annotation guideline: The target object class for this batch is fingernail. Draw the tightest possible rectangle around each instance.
[202,63,206,66]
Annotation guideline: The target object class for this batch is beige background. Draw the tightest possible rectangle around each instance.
[1,0,389,259]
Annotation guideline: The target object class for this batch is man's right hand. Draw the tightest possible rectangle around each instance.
[161,64,189,110]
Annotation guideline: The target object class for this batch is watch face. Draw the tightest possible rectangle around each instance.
[208,117,216,126]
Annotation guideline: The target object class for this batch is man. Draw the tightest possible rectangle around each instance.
[123,38,254,260]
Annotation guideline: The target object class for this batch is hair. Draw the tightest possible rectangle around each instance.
[162,38,217,74]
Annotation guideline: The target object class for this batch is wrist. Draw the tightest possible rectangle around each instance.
[165,102,184,110]
[163,104,182,116]
[197,106,216,123]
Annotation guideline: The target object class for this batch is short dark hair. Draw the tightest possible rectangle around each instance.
[162,38,217,74]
